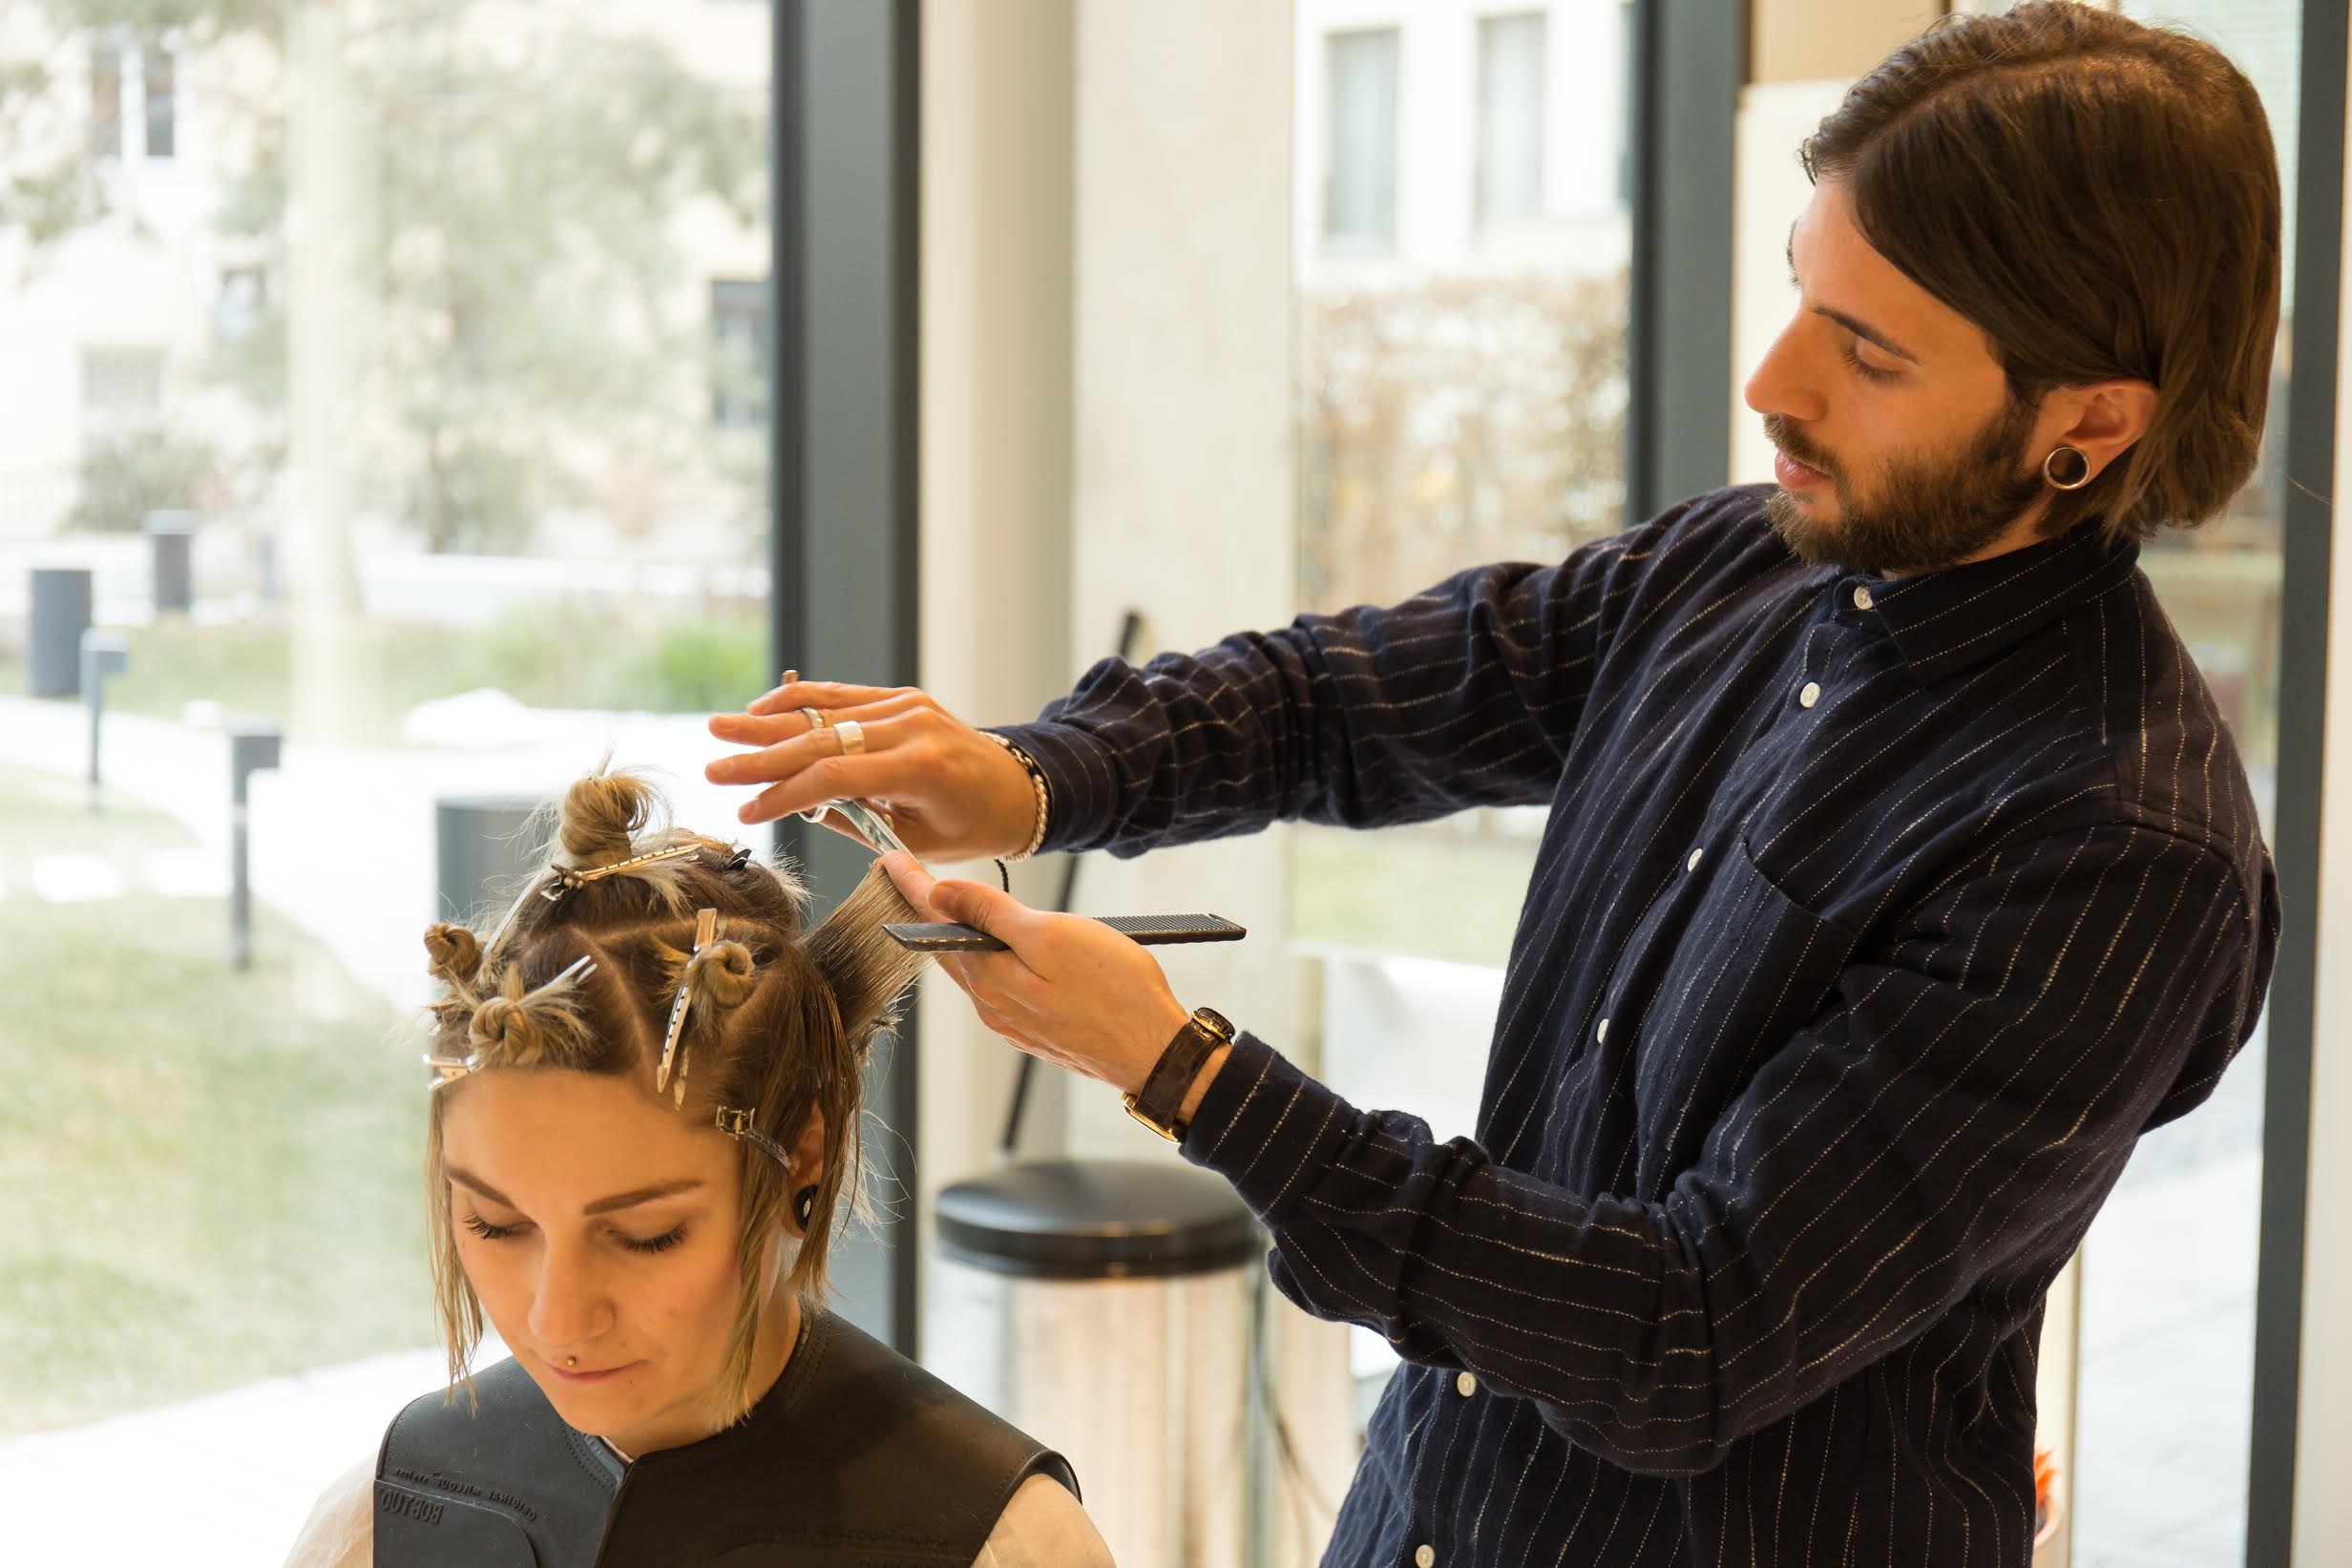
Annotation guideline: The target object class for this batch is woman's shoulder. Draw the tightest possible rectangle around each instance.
[282,1453,374,1568]
[972,1472,1116,1568]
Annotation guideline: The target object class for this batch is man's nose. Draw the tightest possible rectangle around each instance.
[1743,321,1827,425]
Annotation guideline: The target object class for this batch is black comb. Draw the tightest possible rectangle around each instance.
[883,913,1246,953]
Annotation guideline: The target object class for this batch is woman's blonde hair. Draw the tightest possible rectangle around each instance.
[419,767,926,1425]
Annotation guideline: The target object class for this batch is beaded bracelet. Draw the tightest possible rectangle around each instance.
[986,732,1052,861]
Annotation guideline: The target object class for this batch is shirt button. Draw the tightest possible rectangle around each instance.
[1457,1370,1478,1396]
[1687,847,1704,871]
[1416,1549,1437,1568]
[1596,1017,1610,1044]
[1852,586,1875,611]
[1798,680,1821,709]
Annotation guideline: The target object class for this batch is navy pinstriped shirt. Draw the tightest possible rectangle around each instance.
[998,484,2278,1568]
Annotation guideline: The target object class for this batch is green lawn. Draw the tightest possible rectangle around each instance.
[0,765,435,1435]
[1291,823,1537,967]
[0,598,767,744]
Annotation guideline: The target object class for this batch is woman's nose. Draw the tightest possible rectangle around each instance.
[525,1241,614,1350]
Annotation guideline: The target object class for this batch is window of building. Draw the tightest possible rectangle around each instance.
[89,43,122,160]
[1324,28,1400,251]
[1476,11,1547,232]
[80,346,165,432]
[710,277,770,430]
[143,45,177,161]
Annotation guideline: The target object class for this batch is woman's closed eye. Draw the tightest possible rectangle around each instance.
[460,1210,691,1255]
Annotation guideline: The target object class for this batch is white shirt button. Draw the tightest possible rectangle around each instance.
[1798,680,1821,709]
[1687,847,1704,871]
[1457,1370,1478,1396]
[1596,1017,1610,1044]
[1852,586,1875,611]
[1416,1548,1437,1568]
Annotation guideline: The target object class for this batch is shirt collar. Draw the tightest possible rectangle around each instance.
[1835,523,2141,684]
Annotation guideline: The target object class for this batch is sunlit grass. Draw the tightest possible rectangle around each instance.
[0,765,433,1435]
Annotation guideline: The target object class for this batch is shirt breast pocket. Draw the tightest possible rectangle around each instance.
[1624,832,1859,1198]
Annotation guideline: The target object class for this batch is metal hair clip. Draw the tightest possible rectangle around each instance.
[724,845,754,872]
[715,1106,794,1167]
[542,842,705,901]
[656,908,720,1101]
[422,1052,478,1093]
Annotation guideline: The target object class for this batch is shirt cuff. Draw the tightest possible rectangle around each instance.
[1177,1031,1355,1227]
[988,720,1124,856]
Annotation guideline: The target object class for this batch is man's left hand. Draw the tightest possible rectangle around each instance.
[880,852,1192,1096]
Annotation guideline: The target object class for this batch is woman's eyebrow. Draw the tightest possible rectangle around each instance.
[447,1166,706,1216]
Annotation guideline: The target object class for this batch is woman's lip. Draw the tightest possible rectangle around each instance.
[546,1357,635,1383]
[1774,449,1829,489]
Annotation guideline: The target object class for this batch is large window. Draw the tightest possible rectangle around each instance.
[2067,6,2300,1566]
[1292,0,1637,1431]
[0,3,770,1558]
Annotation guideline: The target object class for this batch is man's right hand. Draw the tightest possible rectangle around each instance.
[704,679,1041,861]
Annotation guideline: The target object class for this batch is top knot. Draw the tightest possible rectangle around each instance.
[557,771,662,867]
[423,922,484,987]
[684,938,759,1013]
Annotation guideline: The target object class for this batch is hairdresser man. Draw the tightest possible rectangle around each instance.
[707,7,2279,1563]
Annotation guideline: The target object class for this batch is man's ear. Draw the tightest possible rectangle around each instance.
[2052,378,2159,484]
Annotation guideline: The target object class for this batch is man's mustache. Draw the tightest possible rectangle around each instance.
[1762,414,1839,481]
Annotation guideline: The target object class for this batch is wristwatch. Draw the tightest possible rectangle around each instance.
[1123,1006,1236,1141]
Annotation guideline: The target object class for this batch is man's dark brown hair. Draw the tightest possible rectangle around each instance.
[1802,0,2282,544]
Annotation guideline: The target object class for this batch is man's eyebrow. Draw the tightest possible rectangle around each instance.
[447,1166,706,1217]
[1786,221,1922,365]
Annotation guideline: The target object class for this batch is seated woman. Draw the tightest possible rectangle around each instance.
[284,769,1111,1567]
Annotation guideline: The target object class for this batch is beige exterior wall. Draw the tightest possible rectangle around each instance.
[1749,0,1946,85]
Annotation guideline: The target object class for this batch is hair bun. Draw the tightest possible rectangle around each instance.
[685,938,759,1013]
[424,923,483,986]
[468,994,522,1053]
[557,771,661,868]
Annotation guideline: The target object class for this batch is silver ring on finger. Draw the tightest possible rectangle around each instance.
[835,719,866,756]
[801,706,831,731]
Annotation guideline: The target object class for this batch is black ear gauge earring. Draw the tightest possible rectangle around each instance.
[793,1184,819,1229]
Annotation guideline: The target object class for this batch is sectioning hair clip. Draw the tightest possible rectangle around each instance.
[715,1106,793,1167]
[542,841,705,901]
[657,909,721,1101]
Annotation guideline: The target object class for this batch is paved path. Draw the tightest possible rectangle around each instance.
[0,1344,505,1566]
[0,693,765,1008]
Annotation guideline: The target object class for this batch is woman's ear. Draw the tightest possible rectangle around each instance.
[789,1108,826,1189]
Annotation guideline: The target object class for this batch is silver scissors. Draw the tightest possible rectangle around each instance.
[798,797,915,862]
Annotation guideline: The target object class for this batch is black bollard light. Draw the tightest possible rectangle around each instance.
[228,721,283,971]
[81,628,130,811]
[145,511,196,616]
[27,567,94,698]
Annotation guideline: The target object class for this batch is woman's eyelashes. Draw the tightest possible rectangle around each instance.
[460,1209,690,1255]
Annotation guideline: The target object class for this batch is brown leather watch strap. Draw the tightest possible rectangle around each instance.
[1124,1007,1234,1140]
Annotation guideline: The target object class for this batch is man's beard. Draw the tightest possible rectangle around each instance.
[1762,396,2048,576]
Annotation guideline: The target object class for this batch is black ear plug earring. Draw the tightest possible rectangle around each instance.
[794,1185,819,1229]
